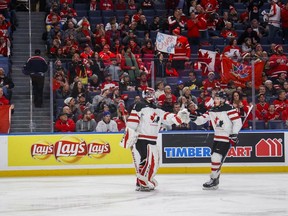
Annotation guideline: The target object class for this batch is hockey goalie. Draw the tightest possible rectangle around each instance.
[120,87,190,191]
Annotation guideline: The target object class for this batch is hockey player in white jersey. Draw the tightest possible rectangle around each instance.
[120,87,189,191]
[190,91,242,190]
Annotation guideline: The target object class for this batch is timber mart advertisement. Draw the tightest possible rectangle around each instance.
[162,133,285,164]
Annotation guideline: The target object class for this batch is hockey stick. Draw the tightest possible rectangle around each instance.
[216,105,254,172]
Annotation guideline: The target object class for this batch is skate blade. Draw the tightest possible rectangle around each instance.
[202,185,219,190]
[135,186,152,192]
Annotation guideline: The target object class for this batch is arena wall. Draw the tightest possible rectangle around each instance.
[0,131,287,177]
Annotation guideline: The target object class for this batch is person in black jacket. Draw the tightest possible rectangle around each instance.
[23,49,48,107]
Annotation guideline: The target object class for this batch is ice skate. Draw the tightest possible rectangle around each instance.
[135,179,154,192]
[202,176,219,190]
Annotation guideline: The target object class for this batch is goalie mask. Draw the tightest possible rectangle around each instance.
[142,87,156,103]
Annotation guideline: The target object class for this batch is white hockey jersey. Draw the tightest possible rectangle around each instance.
[194,104,242,143]
[127,100,182,142]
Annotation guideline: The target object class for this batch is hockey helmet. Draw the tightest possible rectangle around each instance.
[214,91,227,101]
[142,87,156,102]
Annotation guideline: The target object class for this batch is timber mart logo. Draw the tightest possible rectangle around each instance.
[31,136,111,163]
[255,138,283,157]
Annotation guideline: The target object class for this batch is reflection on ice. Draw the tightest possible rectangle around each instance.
[0,174,287,216]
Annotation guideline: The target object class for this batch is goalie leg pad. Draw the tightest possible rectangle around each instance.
[120,127,138,149]
[137,144,160,189]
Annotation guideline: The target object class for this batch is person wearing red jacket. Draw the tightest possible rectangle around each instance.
[201,0,219,14]
[54,112,76,132]
[60,2,77,19]
[203,72,220,91]
[169,27,191,70]
[267,45,288,81]
[256,94,270,119]
[220,22,238,39]
[186,12,201,46]
[165,62,179,77]
[264,104,280,122]
[281,3,288,43]
[273,89,288,113]
[99,0,113,10]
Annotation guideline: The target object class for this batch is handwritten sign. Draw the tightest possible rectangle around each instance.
[156,32,177,54]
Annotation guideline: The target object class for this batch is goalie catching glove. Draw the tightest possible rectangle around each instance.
[229,134,239,146]
[176,109,191,124]
[120,127,138,148]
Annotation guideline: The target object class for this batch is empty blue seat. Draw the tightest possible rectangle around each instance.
[260,37,269,45]
[89,17,103,25]
[115,10,128,19]
[122,91,139,99]
[248,120,266,129]
[74,3,88,11]
[200,45,214,51]
[143,9,155,16]
[88,10,101,18]
[234,3,246,10]
[268,120,284,129]
[166,77,179,84]
[102,10,115,17]
[211,37,226,45]
[191,89,201,97]
[76,10,87,18]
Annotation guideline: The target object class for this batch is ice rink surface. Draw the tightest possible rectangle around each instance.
[0,174,287,216]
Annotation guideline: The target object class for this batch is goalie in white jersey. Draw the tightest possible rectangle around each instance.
[190,91,242,190]
[120,87,189,191]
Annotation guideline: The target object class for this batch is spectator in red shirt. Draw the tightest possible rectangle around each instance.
[115,0,127,10]
[54,112,76,132]
[273,90,288,113]
[99,44,116,66]
[158,85,177,106]
[256,93,270,120]
[264,104,280,122]
[90,0,97,11]
[99,0,113,10]
[223,38,241,61]
[165,61,179,77]
[281,3,288,43]
[186,12,201,46]
[203,72,220,91]
[220,22,238,39]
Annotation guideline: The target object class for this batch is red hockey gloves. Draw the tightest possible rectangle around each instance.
[229,134,239,146]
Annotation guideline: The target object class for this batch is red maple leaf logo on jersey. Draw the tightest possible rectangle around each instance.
[198,51,212,72]
[150,112,160,123]
[214,116,219,125]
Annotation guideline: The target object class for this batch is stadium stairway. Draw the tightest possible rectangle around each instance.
[10,12,51,133]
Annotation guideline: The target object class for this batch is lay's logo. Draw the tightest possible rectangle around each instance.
[255,138,283,157]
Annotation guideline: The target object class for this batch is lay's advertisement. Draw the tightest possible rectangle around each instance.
[8,134,132,167]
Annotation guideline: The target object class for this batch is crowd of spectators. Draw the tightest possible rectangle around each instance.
[0,0,17,115]
[44,0,288,132]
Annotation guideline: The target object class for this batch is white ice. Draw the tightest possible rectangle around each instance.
[0,174,287,216]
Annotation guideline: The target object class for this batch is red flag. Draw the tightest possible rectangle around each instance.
[197,49,216,75]
[0,105,11,133]
[221,55,264,88]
